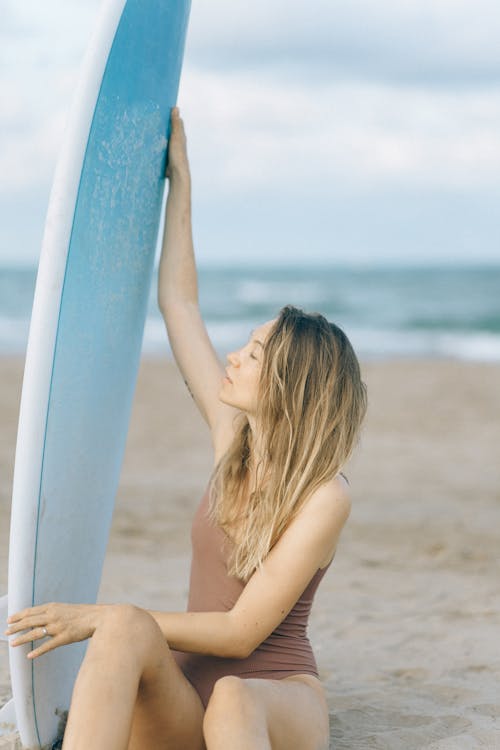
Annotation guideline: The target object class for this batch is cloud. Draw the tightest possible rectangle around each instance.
[185,0,500,87]
[0,0,499,265]
[0,59,79,193]
[179,68,500,193]
[0,1,101,73]
[0,1,99,193]
[2,0,499,198]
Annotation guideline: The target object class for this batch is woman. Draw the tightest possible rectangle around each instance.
[5,108,367,750]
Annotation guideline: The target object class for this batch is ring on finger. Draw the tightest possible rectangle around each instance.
[42,627,49,638]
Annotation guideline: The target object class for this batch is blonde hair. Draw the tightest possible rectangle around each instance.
[209,305,367,580]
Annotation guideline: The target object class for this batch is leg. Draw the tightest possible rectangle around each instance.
[203,674,329,750]
[61,605,205,750]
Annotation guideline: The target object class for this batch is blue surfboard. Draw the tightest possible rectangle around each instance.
[0,1,191,747]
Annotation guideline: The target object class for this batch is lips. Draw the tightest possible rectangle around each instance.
[224,370,233,383]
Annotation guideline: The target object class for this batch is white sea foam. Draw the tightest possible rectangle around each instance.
[236,279,323,307]
[140,319,500,363]
[3,264,500,362]
[437,331,500,362]
[349,327,500,362]
[5,312,500,363]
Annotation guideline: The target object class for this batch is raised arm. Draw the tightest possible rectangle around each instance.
[158,108,238,446]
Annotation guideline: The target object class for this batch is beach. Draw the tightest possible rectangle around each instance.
[1,355,499,749]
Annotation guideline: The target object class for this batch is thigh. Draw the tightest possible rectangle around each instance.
[126,614,206,750]
[247,675,330,750]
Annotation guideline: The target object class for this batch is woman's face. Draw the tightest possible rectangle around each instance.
[219,319,276,414]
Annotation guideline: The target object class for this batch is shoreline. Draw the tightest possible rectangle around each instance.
[1,356,499,748]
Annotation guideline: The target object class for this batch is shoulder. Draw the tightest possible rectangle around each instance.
[299,473,352,525]
[290,474,351,568]
[275,473,350,562]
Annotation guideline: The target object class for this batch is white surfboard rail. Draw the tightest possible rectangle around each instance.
[1,0,191,747]
[1,0,127,741]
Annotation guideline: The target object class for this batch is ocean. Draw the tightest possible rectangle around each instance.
[1,263,500,362]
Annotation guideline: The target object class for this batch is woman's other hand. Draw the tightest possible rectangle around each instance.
[166,106,190,181]
[4,601,111,660]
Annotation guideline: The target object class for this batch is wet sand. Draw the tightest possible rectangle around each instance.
[1,356,499,749]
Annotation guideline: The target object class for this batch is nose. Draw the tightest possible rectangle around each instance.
[227,350,239,367]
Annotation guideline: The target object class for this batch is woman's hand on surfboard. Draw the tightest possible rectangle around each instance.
[4,602,109,659]
[165,106,190,180]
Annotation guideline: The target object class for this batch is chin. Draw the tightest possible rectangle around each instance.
[219,389,244,411]
[218,387,233,405]
[219,392,237,408]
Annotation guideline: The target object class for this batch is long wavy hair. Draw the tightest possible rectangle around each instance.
[209,305,367,580]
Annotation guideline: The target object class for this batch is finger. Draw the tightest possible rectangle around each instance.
[171,112,184,132]
[7,605,48,624]
[5,615,50,635]
[6,618,39,635]
[9,626,52,647]
[27,634,64,660]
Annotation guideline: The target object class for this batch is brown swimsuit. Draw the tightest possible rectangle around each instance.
[172,482,340,707]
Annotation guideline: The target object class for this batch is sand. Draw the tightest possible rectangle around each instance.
[0,356,499,749]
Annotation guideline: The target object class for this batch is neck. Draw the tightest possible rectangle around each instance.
[246,413,267,476]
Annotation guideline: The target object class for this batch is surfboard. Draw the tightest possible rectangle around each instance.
[0,0,191,747]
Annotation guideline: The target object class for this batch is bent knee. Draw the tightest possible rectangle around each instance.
[210,675,254,704]
[204,676,262,725]
[99,604,164,648]
[204,676,270,745]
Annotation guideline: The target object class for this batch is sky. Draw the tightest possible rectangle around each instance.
[0,0,499,267]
